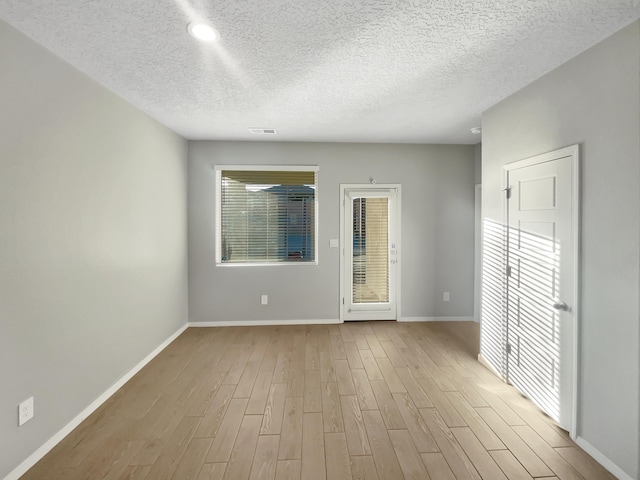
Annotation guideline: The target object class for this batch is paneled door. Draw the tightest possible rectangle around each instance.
[505,145,578,434]
[341,185,400,321]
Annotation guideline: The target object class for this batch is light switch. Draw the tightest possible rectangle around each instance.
[330,239,339,248]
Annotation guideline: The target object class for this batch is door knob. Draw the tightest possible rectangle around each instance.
[552,301,570,312]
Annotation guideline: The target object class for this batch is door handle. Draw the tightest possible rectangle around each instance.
[552,301,570,312]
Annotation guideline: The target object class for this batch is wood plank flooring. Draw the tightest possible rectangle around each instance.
[21,322,616,480]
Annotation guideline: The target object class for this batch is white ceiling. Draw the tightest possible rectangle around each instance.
[1,1,639,144]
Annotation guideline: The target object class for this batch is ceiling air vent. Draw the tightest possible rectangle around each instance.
[249,128,277,135]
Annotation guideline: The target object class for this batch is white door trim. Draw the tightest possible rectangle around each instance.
[340,184,401,322]
[503,144,579,439]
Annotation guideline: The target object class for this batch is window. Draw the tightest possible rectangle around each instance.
[215,166,318,265]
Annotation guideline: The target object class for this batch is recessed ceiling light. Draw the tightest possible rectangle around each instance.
[188,22,219,42]
[470,127,482,134]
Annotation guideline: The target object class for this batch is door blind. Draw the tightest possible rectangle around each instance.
[352,197,389,303]
[219,169,316,263]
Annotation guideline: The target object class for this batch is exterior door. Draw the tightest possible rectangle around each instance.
[341,186,399,321]
[505,145,578,433]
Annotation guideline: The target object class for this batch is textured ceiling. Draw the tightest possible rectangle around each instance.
[1,1,639,144]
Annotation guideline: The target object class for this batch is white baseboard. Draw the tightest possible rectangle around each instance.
[4,323,188,480]
[399,316,475,322]
[574,436,635,480]
[191,318,474,326]
[188,318,341,327]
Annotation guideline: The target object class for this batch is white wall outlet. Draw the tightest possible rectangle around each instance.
[260,294,268,305]
[329,238,339,248]
[443,292,450,302]
[18,396,34,426]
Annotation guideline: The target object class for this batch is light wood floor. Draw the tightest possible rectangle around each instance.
[22,322,616,480]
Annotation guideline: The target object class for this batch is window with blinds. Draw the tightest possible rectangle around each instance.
[215,166,318,265]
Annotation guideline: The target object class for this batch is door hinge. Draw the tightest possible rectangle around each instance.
[506,265,512,277]
[504,186,512,199]
[506,343,512,355]
[342,298,344,305]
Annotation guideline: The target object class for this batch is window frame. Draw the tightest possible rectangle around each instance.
[215,165,319,266]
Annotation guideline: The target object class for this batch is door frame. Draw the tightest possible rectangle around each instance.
[503,144,580,439]
[339,184,402,322]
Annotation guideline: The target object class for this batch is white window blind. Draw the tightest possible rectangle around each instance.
[216,167,317,264]
[352,197,389,303]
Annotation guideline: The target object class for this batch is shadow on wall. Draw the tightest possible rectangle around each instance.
[480,217,562,423]
[481,218,508,376]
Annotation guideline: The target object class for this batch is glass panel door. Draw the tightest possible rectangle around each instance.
[343,187,398,321]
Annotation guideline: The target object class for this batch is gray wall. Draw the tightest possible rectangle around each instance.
[474,142,482,184]
[481,21,639,479]
[188,141,476,323]
[0,21,188,478]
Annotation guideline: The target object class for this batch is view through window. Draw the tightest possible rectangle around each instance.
[216,167,318,264]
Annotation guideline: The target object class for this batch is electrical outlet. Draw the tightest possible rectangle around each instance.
[18,397,34,426]
[443,292,450,302]
[261,294,268,305]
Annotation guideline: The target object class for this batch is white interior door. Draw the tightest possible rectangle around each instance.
[505,146,578,434]
[341,186,399,321]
